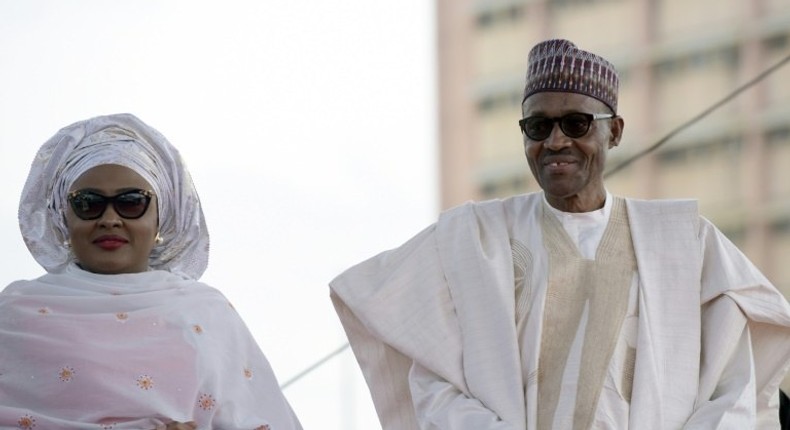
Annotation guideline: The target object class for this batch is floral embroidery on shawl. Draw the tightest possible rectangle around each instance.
[198,393,216,410]
[58,366,75,382]
[136,375,154,390]
[17,414,36,429]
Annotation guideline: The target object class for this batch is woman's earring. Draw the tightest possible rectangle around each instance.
[63,239,71,249]
[154,233,164,245]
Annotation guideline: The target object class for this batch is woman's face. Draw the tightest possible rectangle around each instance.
[64,164,159,274]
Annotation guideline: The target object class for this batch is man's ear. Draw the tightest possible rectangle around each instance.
[609,116,624,149]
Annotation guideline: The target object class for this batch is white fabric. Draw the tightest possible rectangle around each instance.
[591,280,638,429]
[330,192,790,430]
[0,264,302,430]
[542,191,612,260]
[18,113,209,279]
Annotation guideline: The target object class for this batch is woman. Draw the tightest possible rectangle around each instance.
[0,114,302,430]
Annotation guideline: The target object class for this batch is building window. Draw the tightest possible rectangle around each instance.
[477,90,522,113]
[764,33,788,52]
[479,173,531,199]
[481,181,499,198]
[720,225,746,247]
[766,126,790,145]
[652,45,740,80]
[773,218,790,234]
[475,4,525,28]
[657,146,685,164]
[657,136,741,166]
[548,0,619,9]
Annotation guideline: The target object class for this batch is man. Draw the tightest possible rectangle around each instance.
[330,39,790,429]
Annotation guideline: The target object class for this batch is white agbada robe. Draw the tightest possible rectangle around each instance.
[330,192,790,430]
[0,264,302,430]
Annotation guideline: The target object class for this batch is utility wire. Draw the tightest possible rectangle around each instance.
[281,342,350,389]
[605,51,790,178]
[281,50,790,391]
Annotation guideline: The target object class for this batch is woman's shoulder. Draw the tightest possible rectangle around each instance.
[1,273,54,294]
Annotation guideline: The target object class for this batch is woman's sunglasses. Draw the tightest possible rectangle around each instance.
[67,189,154,220]
[518,112,615,141]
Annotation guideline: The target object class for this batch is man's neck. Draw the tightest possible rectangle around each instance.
[546,190,607,213]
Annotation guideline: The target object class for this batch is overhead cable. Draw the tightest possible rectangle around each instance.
[281,343,350,389]
[605,51,790,178]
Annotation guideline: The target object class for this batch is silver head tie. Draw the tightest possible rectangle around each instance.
[18,113,210,279]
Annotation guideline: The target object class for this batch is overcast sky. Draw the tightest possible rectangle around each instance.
[0,1,438,428]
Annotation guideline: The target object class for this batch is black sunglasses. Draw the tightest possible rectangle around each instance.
[518,112,615,141]
[67,189,154,220]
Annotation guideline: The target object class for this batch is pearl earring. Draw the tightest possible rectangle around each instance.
[154,233,163,245]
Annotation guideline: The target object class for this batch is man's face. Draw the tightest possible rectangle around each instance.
[521,91,623,212]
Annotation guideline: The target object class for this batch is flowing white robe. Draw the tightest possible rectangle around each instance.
[330,192,790,429]
[0,264,302,430]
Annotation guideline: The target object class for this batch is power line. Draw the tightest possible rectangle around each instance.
[605,51,790,178]
[281,49,790,391]
[281,342,350,390]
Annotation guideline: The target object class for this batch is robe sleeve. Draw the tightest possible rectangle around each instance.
[685,295,757,428]
[331,219,522,430]
[330,225,467,429]
[686,219,790,429]
[408,362,518,430]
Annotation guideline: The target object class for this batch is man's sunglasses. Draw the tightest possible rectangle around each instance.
[67,189,154,220]
[518,112,615,141]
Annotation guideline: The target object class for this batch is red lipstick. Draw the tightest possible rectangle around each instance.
[93,235,128,251]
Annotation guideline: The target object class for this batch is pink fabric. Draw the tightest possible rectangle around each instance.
[0,264,302,430]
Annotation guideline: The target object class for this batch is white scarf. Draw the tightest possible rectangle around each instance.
[0,264,302,430]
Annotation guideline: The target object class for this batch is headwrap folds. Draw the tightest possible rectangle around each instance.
[18,113,209,279]
[523,39,619,113]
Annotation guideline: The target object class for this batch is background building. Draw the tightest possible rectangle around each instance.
[436,0,790,299]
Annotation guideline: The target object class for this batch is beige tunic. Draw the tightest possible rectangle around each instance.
[531,197,635,429]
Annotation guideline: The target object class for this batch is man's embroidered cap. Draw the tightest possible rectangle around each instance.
[523,39,619,113]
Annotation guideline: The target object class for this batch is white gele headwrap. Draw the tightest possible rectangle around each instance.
[18,113,209,279]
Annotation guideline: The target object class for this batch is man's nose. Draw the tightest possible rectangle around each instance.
[543,123,572,150]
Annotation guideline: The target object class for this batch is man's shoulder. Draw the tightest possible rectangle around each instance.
[620,195,699,217]
[438,192,542,225]
[441,192,541,214]
[621,196,703,241]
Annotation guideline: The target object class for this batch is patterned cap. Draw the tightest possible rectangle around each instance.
[522,39,619,113]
